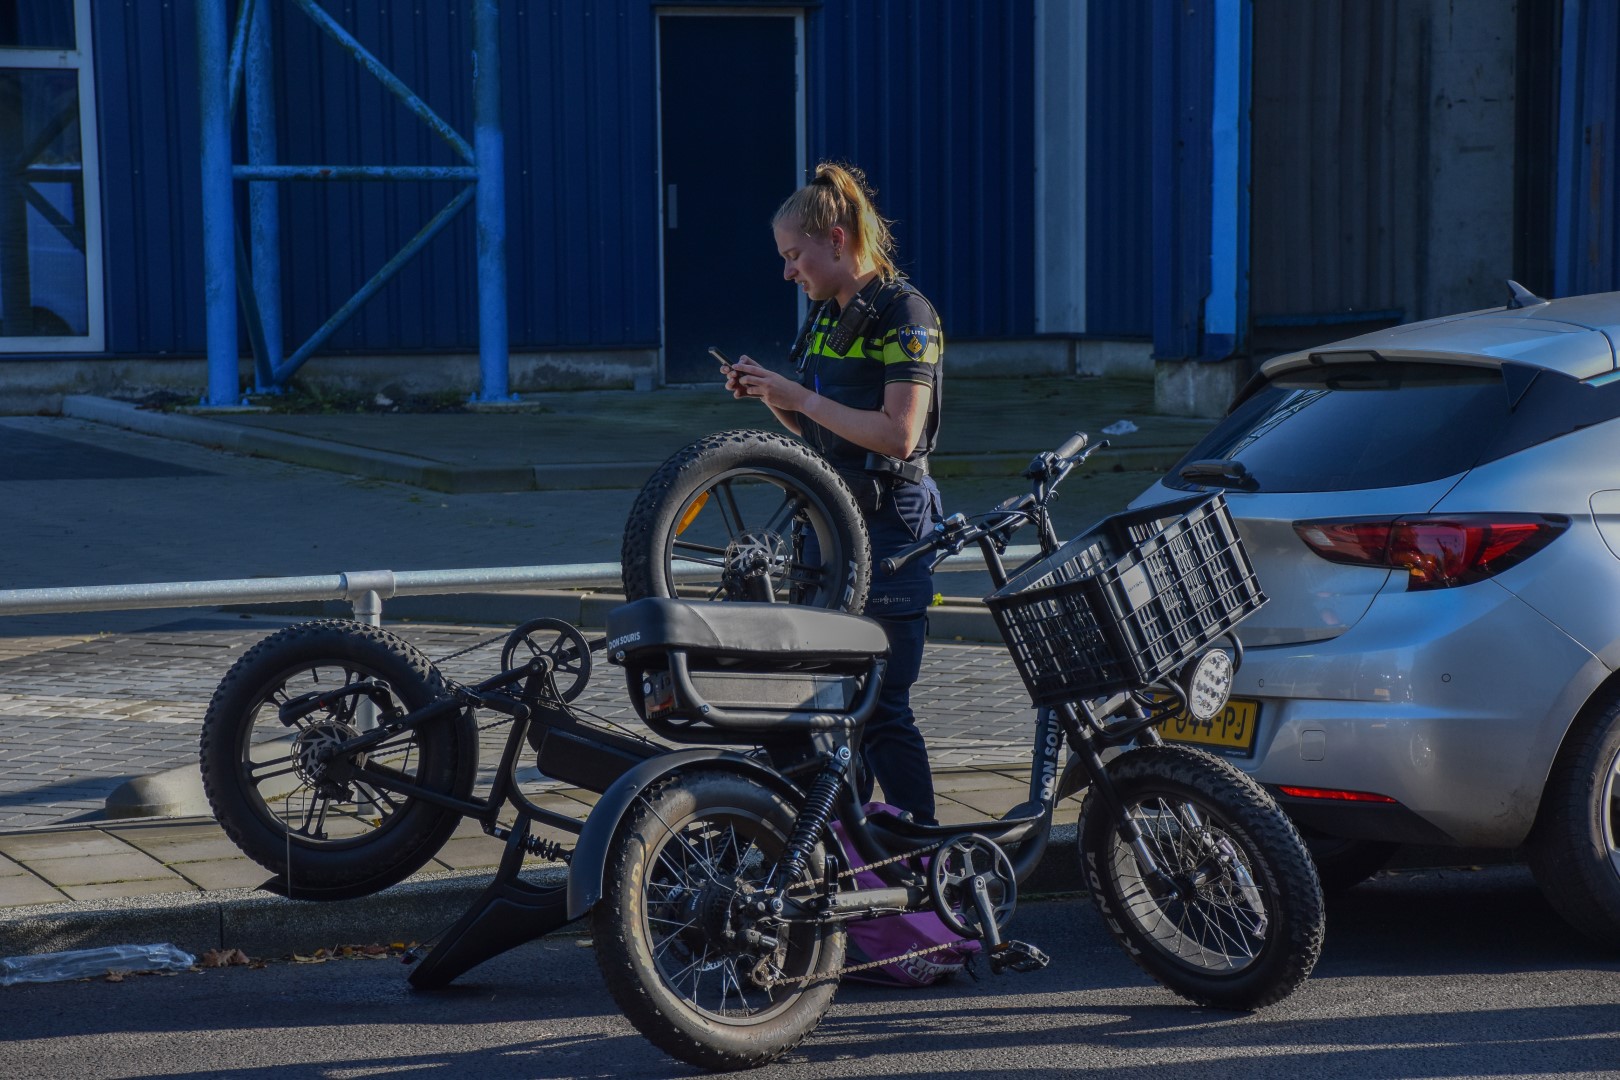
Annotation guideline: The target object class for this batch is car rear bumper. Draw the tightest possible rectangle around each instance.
[1223,580,1606,848]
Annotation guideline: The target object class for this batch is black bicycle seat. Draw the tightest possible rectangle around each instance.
[605,598,889,669]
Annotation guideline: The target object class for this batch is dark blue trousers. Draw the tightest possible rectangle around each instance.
[854,478,942,825]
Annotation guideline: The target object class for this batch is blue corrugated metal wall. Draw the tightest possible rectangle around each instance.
[96,1,660,358]
[807,0,1037,341]
[1151,0,1216,361]
[1086,1,1152,338]
[97,2,209,355]
[1554,0,1620,296]
[92,1,1041,359]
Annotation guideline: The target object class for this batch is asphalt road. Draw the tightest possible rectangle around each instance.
[7,865,1618,1079]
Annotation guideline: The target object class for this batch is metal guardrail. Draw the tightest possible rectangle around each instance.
[0,548,1039,622]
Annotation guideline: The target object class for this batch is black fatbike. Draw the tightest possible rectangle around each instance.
[197,430,1324,1073]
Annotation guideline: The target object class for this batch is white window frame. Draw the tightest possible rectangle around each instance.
[0,0,104,353]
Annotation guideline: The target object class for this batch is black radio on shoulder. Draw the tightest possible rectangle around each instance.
[823,289,877,355]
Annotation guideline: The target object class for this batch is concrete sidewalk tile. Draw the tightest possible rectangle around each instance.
[117,833,246,864]
[0,854,30,877]
[102,819,230,844]
[932,798,995,827]
[25,850,175,887]
[171,858,273,892]
[0,831,131,861]
[430,835,505,872]
[935,785,1019,816]
[60,878,201,903]
[0,874,66,907]
[932,770,1022,795]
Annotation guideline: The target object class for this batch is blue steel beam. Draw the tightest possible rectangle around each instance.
[246,0,280,391]
[199,0,239,407]
[205,1,507,399]
[226,0,256,116]
[270,185,478,384]
[472,0,511,401]
[285,0,476,164]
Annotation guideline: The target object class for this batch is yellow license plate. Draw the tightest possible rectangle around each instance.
[1154,698,1260,757]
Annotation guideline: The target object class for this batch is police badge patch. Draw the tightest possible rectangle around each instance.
[897,325,930,360]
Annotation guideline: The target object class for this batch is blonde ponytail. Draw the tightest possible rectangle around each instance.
[773,161,900,280]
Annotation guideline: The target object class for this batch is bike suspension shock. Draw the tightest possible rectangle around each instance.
[769,745,851,896]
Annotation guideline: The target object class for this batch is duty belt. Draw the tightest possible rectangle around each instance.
[862,451,929,486]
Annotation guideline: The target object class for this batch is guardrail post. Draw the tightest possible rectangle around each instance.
[341,571,394,736]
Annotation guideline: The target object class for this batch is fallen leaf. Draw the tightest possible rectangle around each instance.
[104,970,128,983]
[291,954,327,964]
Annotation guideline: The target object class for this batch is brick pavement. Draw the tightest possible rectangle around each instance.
[0,611,1041,831]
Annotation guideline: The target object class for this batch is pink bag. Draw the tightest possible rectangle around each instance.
[829,805,980,987]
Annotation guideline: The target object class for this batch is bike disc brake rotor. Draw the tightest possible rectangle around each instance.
[722,530,789,601]
[291,719,364,798]
[930,833,1018,940]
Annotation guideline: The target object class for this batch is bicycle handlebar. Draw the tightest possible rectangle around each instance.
[880,522,955,576]
[1054,431,1088,460]
[877,432,1097,578]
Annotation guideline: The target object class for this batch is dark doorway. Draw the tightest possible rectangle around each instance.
[658,13,800,383]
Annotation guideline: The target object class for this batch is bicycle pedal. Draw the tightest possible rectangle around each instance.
[989,940,1050,975]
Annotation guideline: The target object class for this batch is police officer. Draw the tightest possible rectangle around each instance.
[722,161,944,825]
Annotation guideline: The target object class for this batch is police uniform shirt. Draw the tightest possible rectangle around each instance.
[796,282,944,469]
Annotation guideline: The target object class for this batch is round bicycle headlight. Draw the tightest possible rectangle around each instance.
[1182,649,1233,722]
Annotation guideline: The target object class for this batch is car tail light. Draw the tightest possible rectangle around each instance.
[1277,785,1398,804]
[1293,514,1568,590]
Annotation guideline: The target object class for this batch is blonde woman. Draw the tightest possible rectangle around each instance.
[722,161,944,824]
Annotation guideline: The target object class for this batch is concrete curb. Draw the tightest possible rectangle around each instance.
[60,395,1194,494]
[0,834,1080,960]
[0,866,572,959]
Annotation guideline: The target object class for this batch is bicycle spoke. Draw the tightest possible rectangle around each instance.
[713,480,747,539]
[247,757,298,783]
[670,539,727,562]
[352,779,402,818]
[760,491,807,538]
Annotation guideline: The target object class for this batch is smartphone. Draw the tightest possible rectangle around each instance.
[707,346,732,367]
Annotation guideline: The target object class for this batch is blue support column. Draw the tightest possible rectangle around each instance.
[198,0,238,407]
[1200,0,1249,361]
[472,0,512,402]
[246,0,283,392]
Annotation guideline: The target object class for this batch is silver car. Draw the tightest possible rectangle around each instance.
[1134,285,1620,947]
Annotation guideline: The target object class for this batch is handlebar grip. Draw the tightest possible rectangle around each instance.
[1055,431,1088,460]
[880,534,940,576]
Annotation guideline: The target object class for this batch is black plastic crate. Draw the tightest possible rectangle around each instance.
[985,493,1266,708]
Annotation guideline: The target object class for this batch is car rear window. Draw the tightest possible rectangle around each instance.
[1166,362,1508,493]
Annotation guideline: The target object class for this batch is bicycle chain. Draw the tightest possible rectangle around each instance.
[762,835,954,988]
[432,632,511,667]
[761,938,967,989]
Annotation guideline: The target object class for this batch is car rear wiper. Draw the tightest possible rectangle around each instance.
[1179,458,1259,491]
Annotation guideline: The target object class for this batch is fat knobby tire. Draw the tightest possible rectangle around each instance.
[592,769,846,1071]
[1079,744,1326,1010]
[621,429,871,612]
[198,619,475,900]
[1527,692,1620,949]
